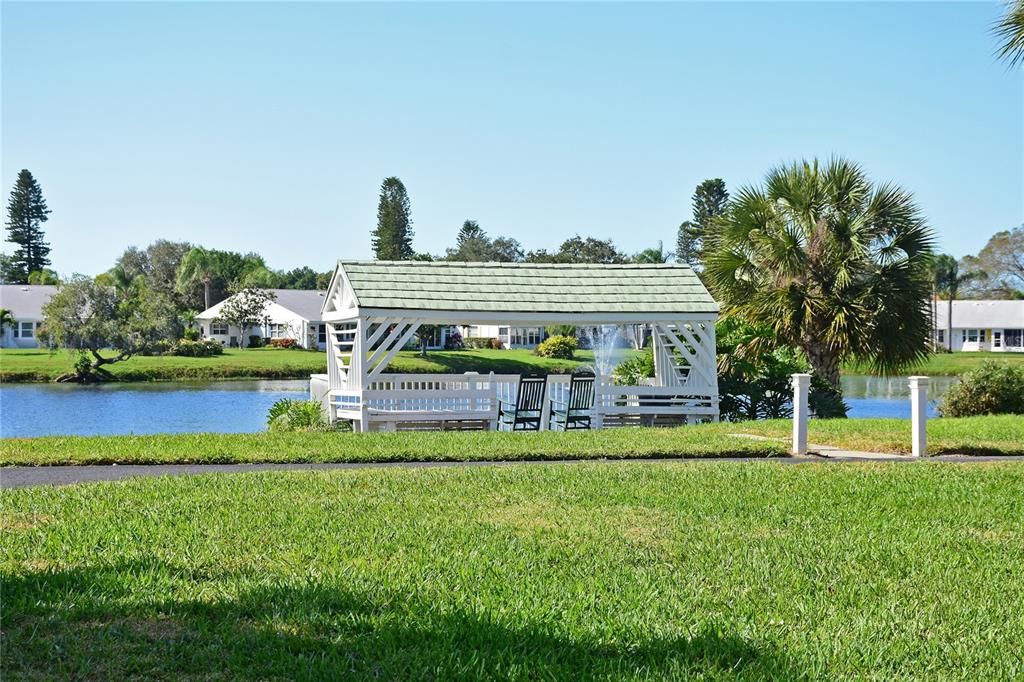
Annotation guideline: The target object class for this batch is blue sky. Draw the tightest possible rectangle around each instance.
[2,1,1021,276]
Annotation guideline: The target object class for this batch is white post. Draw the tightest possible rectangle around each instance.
[791,373,811,455]
[909,376,929,457]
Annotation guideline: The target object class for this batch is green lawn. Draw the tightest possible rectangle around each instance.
[0,427,784,466]
[3,416,1021,466]
[3,462,1023,679]
[0,348,612,383]
[845,351,1024,376]
[722,415,1024,457]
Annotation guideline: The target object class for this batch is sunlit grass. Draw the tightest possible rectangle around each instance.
[2,462,1023,678]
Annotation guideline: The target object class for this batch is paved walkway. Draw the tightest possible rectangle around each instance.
[2,454,1022,489]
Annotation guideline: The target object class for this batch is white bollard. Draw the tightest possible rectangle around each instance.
[909,376,929,457]
[791,373,811,455]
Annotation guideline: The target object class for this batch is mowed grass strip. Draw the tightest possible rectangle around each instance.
[0,428,785,466]
[2,463,1023,679]
[0,348,611,383]
[720,415,1024,456]
[844,350,1024,376]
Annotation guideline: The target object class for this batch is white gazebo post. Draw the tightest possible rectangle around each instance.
[909,376,929,457]
[791,373,811,455]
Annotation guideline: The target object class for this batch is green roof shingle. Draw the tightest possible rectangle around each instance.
[338,261,719,315]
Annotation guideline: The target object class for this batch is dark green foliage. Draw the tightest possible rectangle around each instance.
[676,179,728,270]
[545,324,576,338]
[994,0,1024,66]
[612,350,655,385]
[445,220,525,262]
[218,288,277,349]
[716,318,847,421]
[527,236,627,264]
[939,361,1024,417]
[536,335,578,359]
[4,169,52,283]
[276,266,333,290]
[372,177,415,260]
[266,398,340,432]
[632,241,674,264]
[959,225,1024,297]
[705,158,934,392]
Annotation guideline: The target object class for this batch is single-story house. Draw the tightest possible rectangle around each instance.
[197,289,332,350]
[458,324,546,349]
[933,300,1024,352]
[0,284,58,349]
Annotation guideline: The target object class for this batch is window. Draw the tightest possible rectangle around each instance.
[994,331,1002,348]
[511,327,542,346]
[16,321,34,338]
[466,326,480,338]
[269,324,287,338]
[936,330,945,344]
[965,329,980,343]
[1005,329,1023,349]
[318,324,326,344]
[210,321,229,335]
[498,327,509,337]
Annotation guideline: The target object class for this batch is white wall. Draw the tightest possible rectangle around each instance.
[200,301,326,349]
[0,318,44,349]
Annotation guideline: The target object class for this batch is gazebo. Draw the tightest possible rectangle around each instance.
[315,261,720,431]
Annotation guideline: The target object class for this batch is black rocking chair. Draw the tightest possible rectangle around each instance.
[498,375,547,431]
[549,372,596,431]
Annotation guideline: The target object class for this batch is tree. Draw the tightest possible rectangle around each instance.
[0,308,14,335]
[488,237,525,263]
[927,254,956,350]
[935,256,984,351]
[0,254,16,284]
[371,177,414,260]
[218,288,277,348]
[676,179,729,270]
[117,240,194,306]
[704,158,935,393]
[445,220,525,262]
[960,226,1024,297]
[41,276,177,381]
[277,266,332,290]
[4,170,52,284]
[27,269,60,285]
[527,236,627,264]
[176,247,220,310]
[97,264,142,300]
[994,0,1024,66]
[632,241,674,264]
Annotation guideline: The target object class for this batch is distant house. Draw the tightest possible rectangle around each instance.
[934,300,1024,352]
[458,324,546,349]
[0,284,57,349]
[197,289,331,350]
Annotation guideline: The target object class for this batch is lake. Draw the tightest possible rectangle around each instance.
[0,375,959,438]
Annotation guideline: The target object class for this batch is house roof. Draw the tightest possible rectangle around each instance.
[934,300,1024,329]
[197,289,327,322]
[0,285,58,319]
[334,261,719,315]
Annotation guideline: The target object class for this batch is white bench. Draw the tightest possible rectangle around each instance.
[331,387,499,432]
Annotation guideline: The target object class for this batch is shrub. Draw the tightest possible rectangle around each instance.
[269,338,299,349]
[171,339,224,357]
[489,338,504,350]
[444,330,464,350]
[545,324,576,338]
[536,335,577,359]
[464,337,496,350]
[248,335,265,348]
[266,398,339,432]
[182,326,201,341]
[612,350,655,385]
[939,362,1024,417]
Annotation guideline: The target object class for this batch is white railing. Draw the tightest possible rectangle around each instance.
[326,372,719,429]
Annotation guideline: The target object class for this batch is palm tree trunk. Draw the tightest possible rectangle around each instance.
[946,296,953,351]
[803,343,842,393]
[203,279,211,310]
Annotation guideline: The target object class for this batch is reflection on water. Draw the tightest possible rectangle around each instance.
[0,380,308,438]
[0,375,961,438]
[841,375,957,419]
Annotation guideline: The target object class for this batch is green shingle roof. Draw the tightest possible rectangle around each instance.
[337,261,719,314]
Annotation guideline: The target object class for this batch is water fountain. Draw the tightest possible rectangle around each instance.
[580,324,626,381]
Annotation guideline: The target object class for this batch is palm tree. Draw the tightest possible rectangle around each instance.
[936,258,984,351]
[176,247,220,310]
[104,264,141,300]
[704,158,935,392]
[994,0,1024,67]
[633,241,675,264]
[927,254,957,350]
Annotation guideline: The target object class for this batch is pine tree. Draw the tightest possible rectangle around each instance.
[371,177,414,260]
[456,220,486,248]
[676,179,729,270]
[5,169,52,284]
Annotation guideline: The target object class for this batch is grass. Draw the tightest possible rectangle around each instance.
[2,416,1021,467]
[0,348,613,383]
[722,415,1024,457]
[845,350,1024,377]
[3,462,1023,678]
[0,427,785,466]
